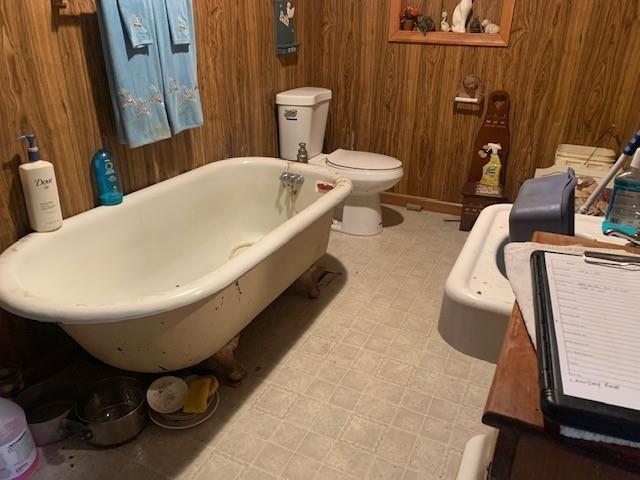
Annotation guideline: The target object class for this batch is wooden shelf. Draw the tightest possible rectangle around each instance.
[388,0,516,48]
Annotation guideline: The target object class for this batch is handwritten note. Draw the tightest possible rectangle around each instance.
[544,252,640,411]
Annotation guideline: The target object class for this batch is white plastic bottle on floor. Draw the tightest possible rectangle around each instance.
[0,398,38,479]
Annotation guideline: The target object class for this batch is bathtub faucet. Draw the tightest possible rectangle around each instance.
[279,172,304,194]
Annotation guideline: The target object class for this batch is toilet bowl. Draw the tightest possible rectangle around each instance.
[311,149,403,235]
[277,88,403,236]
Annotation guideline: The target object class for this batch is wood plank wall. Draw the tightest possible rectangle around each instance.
[0,0,321,367]
[318,0,640,202]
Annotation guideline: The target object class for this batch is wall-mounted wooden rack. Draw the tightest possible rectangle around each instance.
[388,0,516,47]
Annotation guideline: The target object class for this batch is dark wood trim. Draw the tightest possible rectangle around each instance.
[488,430,519,480]
[381,192,462,216]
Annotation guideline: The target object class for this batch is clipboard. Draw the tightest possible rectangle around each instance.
[531,250,640,442]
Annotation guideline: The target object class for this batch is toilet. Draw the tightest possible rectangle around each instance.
[276,87,403,236]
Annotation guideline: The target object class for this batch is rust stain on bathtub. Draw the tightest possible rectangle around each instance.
[215,296,224,311]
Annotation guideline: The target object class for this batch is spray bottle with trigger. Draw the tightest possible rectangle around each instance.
[480,143,502,188]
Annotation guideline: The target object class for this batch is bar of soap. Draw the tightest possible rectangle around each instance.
[182,377,211,414]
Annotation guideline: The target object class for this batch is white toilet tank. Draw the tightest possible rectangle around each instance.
[276,87,332,161]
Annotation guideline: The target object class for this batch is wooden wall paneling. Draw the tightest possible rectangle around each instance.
[562,2,640,149]
[0,0,321,253]
[0,0,320,368]
[321,0,640,203]
[497,0,571,198]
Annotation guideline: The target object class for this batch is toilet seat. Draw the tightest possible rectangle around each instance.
[325,149,402,171]
[310,150,403,195]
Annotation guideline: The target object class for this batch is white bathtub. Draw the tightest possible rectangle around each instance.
[0,158,352,372]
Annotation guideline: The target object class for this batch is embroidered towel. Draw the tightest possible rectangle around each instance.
[164,0,191,45]
[96,0,172,148]
[153,0,204,134]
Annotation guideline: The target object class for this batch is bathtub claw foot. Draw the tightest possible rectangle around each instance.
[296,264,342,299]
[209,336,247,384]
[298,264,321,299]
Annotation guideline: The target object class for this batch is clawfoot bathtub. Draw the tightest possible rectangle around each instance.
[0,158,352,372]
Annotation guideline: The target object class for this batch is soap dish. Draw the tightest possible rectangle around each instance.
[149,391,219,430]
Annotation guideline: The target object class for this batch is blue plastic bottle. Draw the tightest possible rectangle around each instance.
[92,148,123,205]
[602,150,640,236]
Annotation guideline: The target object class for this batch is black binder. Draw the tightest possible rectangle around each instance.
[531,250,640,442]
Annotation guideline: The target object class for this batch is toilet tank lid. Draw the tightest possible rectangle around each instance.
[326,149,402,171]
[276,87,332,106]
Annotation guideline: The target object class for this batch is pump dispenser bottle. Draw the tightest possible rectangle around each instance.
[17,134,63,232]
[603,149,640,236]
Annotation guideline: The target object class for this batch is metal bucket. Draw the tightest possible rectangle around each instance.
[74,376,147,447]
[15,378,78,446]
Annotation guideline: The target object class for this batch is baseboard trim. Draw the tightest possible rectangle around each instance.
[381,192,462,216]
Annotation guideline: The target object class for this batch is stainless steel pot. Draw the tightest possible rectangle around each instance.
[15,378,79,446]
[74,376,147,447]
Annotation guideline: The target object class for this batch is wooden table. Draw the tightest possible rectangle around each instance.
[482,232,640,480]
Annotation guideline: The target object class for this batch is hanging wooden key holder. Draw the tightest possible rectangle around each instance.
[460,91,511,231]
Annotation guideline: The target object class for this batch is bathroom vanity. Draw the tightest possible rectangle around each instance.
[482,232,640,480]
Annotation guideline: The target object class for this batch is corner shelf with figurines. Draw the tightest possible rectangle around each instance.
[387,0,516,47]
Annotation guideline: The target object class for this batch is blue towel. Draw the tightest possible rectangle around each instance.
[117,0,153,48]
[153,0,204,135]
[96,0,172,148]
[164,0,191,45]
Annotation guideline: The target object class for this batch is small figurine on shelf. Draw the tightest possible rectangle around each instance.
[469,16,482,33]
[481,19,501,34]
[451,0,473,33]
[417,15,435,35]
[440,11,451,32]
[400,5,420,31]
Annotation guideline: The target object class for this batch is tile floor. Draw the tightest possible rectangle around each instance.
[34,206,496,480]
